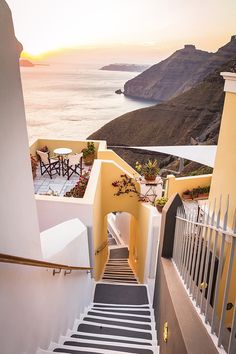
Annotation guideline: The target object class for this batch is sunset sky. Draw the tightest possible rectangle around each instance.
[7,0,236,63]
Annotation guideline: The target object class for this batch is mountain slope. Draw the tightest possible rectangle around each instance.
[124,36,236,102]
[89,58,236,166]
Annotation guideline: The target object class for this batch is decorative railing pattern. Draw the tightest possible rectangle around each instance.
[172,198,236,354]
[0,253,92,275]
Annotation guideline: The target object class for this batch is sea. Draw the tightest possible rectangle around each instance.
[20,63,154,144]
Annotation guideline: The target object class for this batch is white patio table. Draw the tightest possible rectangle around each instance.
[53,148,72,176]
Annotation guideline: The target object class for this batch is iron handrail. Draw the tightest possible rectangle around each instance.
[95,241,109,255]
[0,253,92,271]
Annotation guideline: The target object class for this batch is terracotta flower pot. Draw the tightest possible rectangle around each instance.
[182,193,192,200]
[196,193,209,200]
[156,204,164,213]
[84,153,95,166]
[144,174,157,181]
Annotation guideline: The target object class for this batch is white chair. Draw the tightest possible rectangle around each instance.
[36,150,60,179]
[65,153,83,180]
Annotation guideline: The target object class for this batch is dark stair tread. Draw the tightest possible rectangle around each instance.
[87,311,151,322]
[94,284,148,305]
[63,341,154,353]
[91,309,151,316]
[77,323,152,339]
[71,334,152,346]
[109,248,129,259]
[83,317,151,330]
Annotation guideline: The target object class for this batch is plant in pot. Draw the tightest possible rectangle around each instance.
[197,186,210,199]
[135,159,159,181]
[30,154,38,179]
[82,142,95,166]
[182,189,192,200]
[155,197,168,213]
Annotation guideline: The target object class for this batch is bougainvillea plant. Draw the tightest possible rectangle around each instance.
[64,171,90,198]
[112,174,159,205]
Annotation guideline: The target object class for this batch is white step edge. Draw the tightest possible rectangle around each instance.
[59,335,159,353]
[97,281,141,286]
[89,307,154,315]
[66,329,158,346]
[48,342,142,354]
[92,302,151,308]
[36,350,56,354]
[80,314,156,330]
[73,319,157,340]
[90,305,153,313]
[88,308,154,316]
[86,309,154,320]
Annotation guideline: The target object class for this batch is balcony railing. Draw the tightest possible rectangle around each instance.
[172,199,236,354]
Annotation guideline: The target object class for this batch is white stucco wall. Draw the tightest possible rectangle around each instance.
[0,218,94,354]
[0,264,94,354]
[114,212,131,246]
[0,0,41,258]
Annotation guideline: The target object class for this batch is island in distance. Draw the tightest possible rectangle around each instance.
[100,63,149,73]
[19,59,49,67]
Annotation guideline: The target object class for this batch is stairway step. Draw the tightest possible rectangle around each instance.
[52,344,129,354]
[89,308,153,318]
[66,330,157,346]
[61,338,156,353]
[94,284,149,305]
[87,311,152,322]
[70,334,153,346]
[91,308,152,316]
[76,323,153,340]
[110,248,129,259]
[92,304,151,309]
[81,317,152,330]
[102,276,137,281]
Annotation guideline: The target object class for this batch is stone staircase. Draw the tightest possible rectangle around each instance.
[102,246,138,284]
[37,283,158,354]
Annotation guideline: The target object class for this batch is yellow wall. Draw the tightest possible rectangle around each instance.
[209,92,236,227]
[209,89,236,325]
[165,174,212,199]
[92,160,152,282]
[98,149,138,176]
[30,138,102,158]
[129,204,151,283]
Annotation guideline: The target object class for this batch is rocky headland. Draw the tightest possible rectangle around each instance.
[19,59,35,67]
[124,36,236,102]
[100,63,149,73]
[89,58,236,171]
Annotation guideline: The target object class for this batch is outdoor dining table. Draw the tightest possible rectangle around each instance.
[53,148,72,176]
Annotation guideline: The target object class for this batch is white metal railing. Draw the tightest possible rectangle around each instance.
[172,198,236,354]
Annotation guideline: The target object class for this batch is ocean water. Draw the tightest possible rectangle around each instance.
[20,64,153,144]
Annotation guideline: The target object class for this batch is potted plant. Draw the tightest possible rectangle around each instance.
[197,186,210,199]
[82,142,95,166]
[182,189,192,200]
[30,154,38,179]
[135,159,160,181]
[64,172,90,198]
[155,197,168,213]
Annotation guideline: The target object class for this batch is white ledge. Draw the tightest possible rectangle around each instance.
[221,71,236,93]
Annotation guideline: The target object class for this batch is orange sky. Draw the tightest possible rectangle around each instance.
[7,0,236,63]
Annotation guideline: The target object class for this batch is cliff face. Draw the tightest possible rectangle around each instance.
[89,59,236,166]
[124,37,236,102]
